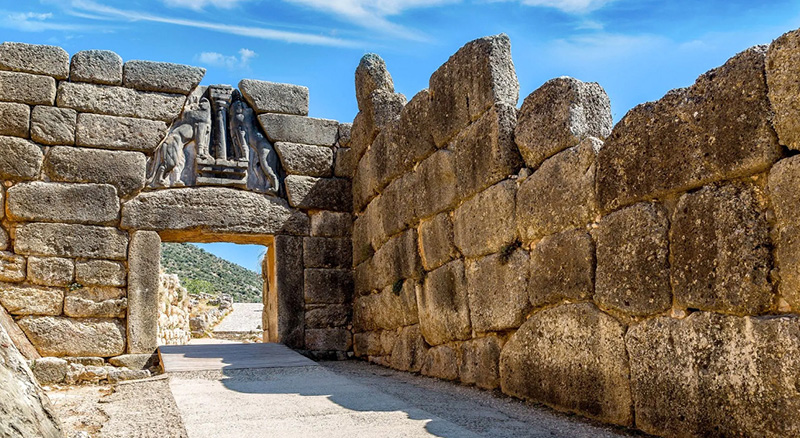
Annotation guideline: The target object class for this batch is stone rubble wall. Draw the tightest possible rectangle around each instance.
[157,273,191,345]
[0,41,354,368]
[350,29,800,437]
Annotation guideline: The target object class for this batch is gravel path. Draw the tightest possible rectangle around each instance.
[213,303,262,334]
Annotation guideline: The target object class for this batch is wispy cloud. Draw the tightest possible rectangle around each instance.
[67,0,361,47]
[197,48,257,70]
[547,33,667,63]
[162,0,251,12]
[518,0,615,14]
[0,10,95,32]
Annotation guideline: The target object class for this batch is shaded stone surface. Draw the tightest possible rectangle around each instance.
[45,146,146,198]
[334,146,356,178]
[305,304,350,329]
[390,325,427,372]
[15,223,128,260]
[273,236,304,349]
[127,231,160,353]
[594,202,671,317]
[529,229,594,309]
[500,303,632,426]
[259,114,338,146]
[421,344,460,381]
[516,137,599,245]
[70,49,123,85]
[354,279,418,332]
[626,312,800,438]
[0,42,68,78]
[0,70,56,105]
[453,179,516,259]
[515,77,612,169]
[459,336,502,390]
[418,212,459,272]
[123,60,205,94]
[310,211,351,237]
[0,101,30,138]
[0,135,43,181]
[429,34,519,146]
[769,155,800,228]
[305,328,352,351]
[75,260,127,287]
[466,249,530,333]
[411,148,459,220]
[775,225,800,311]
[18,316,126,357]
[285,175,352,212]
[597,46,780,212]
[57,82,185,122]
[303,237,352,269]
[76,113,168,152]
[0,282,63,316]
[26,256,74,287]
[7,182,119,225]
[276,142,333,177]
[370,229,422,291]
[239,79,309,115]
[304,268,353,304]
[671,183,772,315]
[417,260,472,346]
[30,106,76,145]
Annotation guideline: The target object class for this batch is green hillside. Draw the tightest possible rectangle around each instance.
[160,243,263,303]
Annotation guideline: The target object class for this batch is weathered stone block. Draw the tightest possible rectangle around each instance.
[70,50,123,85]
[353,279,418,332]
[595,202,671,317]
[310,211,351,237]
[284,175,351,212]
[626,312,800,437]
[355,53,394,112]
[597,46,780,212]
[412,148,459,220]
[121,187,308,237]
[76,113,168,152]
[45,146,146,198]
[0,135,42,181]
[672,183,772,315]
[259,114,338,146]
[108,353,157,370]
[275,142,333,177]
[31,357,68,385]
[127,231,159,354]
[453,179,516,259]
[517,137,599,244]
[0,251,26,282]
[337,123,352,147]
[123,60,204,95]
[516,77,612,169]
[305,304,350,329]
[459,336,502,390]
[272,235,304,348]
[239,79,309,115]
[30,106,76,145]
[529,229,594,309]
[776,226,800,311]
[429,34,519,146]
[353,331,382,357]
[767,29,800,150]
[376,172,415,238]
[421,345,460,381]
[65,286,126,318]
[334,147,356,178]
[371,229,422,291]
[305,328,351,351]
[0,71,55,105]
[27,256,74,287]
[18,316,126,357]
[500,303,632,426]
[0,228,8,251]
[15,223,128,260]
[0,102,29,137]
[303,237,352,269]
[349,111,377,167]
[0,42,68,79]
[7,182,120,225]
[75,260,127,287]
[466,249,529,333]
[304,268,353,304]
[0,282,63,316]
[769,155,800,228]
[418,212,459,272]
[57,82,185,122]
[352,203,379,265]
[390,325,427,372]
[417,260,471,346]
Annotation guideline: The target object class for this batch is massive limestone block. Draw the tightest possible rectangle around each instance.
[453,179,516,259]
[0,42,68,79]
[31,106,77,145]
[429,34,519,146]
[0,282,63,316]
[417,260,472,346]
[353,331,382,357]
[127,231,159,353]
[377,172,416,238]
[70,49,123,85]
[76,113,168,152]
[18,316,126,357]
[671,183,772,315]
[26,256,74,287]
[0,251,26,282]
[353,279,418,332]
[65,286,126,318]
[597,46,780,212]
[0,70,56,105]
[7,182,120,225]
[349,111,377,168]
[412,148,459,220]
[310,211,352,238]
[284,175,351,212]
[239,79,309,116]
[370,229,422,292]
[303,237,351,269]
[15,223,128,260]
[272,235,304,348]
[516,77,612,170]
[305,328,351,351]
[334,147,356,178]
[626,312,800,437]
[0,135,43,181]
[305,304,350,329]
[767,29,800,150]
[57,82,185,122]
[355,53,394,111]
[45,146,146,198]
[275,142,334,177]
[121,187,308,237]
[259,114,338,146]
[388,90,436,172]
[304,268,353,304]
[500,303,632,426]
[516,137,599,245]
[0,101,30,138]
[75,260,127,287]
[528,229,594,309]
[594,202,671,317]
[390,325,427,372]
[418,212,459,272]
[0,322,64,438]
[122,60,205,95]
[768,154,800,228]
[0,227,8,252]
[337,122,352,147]
[776,225,800,311]
[421,344,460,381]
[466,249,530,333]
[450,103,522,201]
[459,336,502,390]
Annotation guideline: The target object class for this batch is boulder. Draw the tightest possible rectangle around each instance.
[453,179,517,259]
[767,29,800,150]
[18,316,126,357]
[31,357,69,385]
[390,325,427,372]
[353,279,418,332]
[305,305,350,329]
[459,336,502,390]
[421,345,460,381]
[303,269,353,304]
[108,353,158,370]
[466,249,529,333]
[528,228,594,309]
[416,260,472,346]
[310,211,352,238]
[418,212,459,272]
[75,260,127,287]
[303,237,352,269]
[355,53,394,111]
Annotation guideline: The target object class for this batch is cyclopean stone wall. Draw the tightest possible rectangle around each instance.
[0,42,354,364]
[351,29,800,437]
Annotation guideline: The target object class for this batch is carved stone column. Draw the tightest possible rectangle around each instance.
[208,85,233,161]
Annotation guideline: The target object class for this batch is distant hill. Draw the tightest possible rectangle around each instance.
[160,243,263,303]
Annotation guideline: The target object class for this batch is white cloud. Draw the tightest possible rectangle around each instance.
[518,0,615,13]
[162,0,250,11]
[197,48,258,69]
[0,10,93,32]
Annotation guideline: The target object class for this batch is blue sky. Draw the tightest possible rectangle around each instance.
[3,0,800,270]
